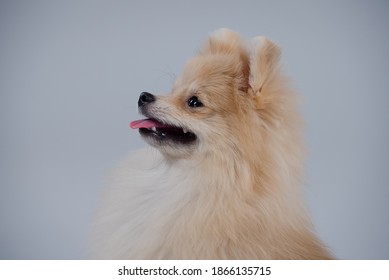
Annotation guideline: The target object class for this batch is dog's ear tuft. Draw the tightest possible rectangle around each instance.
[202,28,250,92]
[249,37,281,109]
[202,28,243,55]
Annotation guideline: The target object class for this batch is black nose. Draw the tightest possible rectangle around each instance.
[138,92,155,107]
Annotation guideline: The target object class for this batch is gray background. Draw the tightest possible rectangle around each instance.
[1,0,388,259]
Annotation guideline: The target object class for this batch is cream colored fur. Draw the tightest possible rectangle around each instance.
[91,29,333,259]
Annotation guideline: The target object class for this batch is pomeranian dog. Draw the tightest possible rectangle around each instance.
[91,29,333,259]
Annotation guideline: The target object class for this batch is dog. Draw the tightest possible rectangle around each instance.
[91,29,333,259]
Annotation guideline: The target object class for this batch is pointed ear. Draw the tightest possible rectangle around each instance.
[202,28,244,55]
[249,37,281,109]
[202,28,250,92]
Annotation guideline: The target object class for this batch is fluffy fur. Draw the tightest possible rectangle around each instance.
[91,29,333,259]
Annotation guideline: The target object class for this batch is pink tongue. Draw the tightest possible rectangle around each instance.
[130,119,162,129]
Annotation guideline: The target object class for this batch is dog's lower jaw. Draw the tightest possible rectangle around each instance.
[138,132,199,160]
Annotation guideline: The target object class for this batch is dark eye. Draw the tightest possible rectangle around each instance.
[187,96,203,108]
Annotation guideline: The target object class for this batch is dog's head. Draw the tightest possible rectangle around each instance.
[131,29,295,160]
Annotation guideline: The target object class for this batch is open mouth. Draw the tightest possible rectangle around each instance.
[130,118,197,145]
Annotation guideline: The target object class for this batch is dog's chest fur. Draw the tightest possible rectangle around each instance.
[92,148,331,259]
